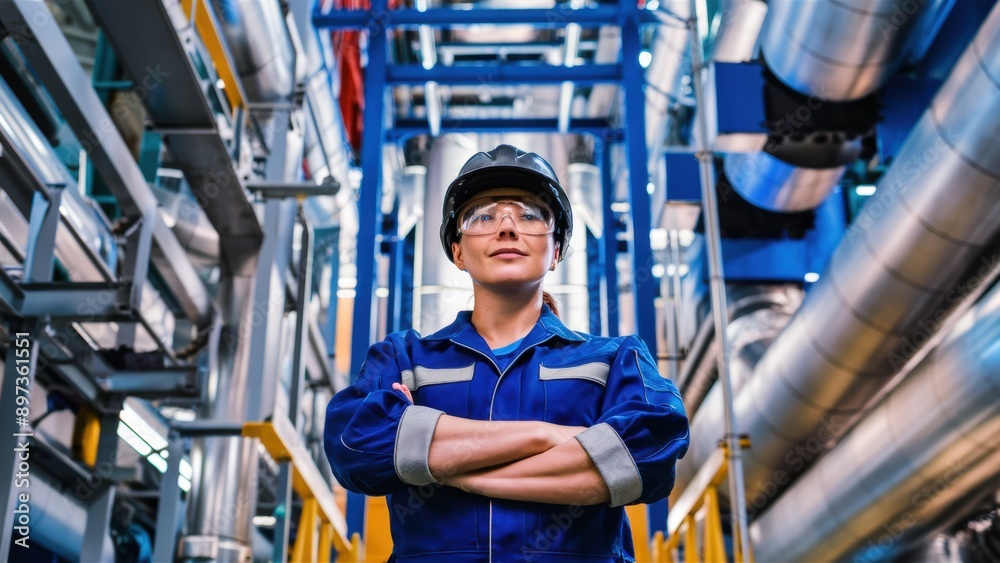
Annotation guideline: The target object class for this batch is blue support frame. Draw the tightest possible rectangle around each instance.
[597,141,620,337]
[347,0,390,538]
[386,63,621,85]
[619,0,657,355]
[587,229,602,335]
[313,6,656,29]
[387,118,622,141]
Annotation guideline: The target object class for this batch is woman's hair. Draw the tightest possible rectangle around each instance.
[542,291,560,318]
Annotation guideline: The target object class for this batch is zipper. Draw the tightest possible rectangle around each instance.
[452,334,556,562]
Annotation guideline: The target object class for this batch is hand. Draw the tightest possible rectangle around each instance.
[392,382,414,404]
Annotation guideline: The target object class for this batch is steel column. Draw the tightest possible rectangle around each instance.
[23,188,62,283]
[152,434,185,562]
[597,141,619,337]
[117,215,154,347]
[686,0,751,559]
[347,0,390,537]
[619,0,657,351]
[274,208,314,562]
[350,0,388,381]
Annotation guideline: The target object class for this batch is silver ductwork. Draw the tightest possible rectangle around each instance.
[751,270,1000,562]
[178,2,300,559]
[183,276,259,563]
[208,0,295,103]
[723,151,845,213]
[153,185,220,268]
[679,285,802,416]
[0,72,178,351]
[761,0,953,101]
[727,0,953,213]
[675,1,1000,510]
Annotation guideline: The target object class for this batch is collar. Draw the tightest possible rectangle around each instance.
[423,304,586,345]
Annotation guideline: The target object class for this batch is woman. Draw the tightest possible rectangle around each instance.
[325,144,689,562]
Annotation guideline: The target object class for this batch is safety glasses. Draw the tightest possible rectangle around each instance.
[458,199,555,237]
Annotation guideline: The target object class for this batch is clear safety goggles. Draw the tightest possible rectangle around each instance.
[458,199,555,237]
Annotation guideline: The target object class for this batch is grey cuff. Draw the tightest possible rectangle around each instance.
[394,405,445,486]
[576,423,642,507]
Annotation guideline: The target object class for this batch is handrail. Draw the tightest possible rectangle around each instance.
[243,418,363,561]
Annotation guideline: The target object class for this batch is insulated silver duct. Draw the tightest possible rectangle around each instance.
[680,285,802,416]
[178,4,302,559]
[761,0,953,101]
[182,275,258,563]
[208,0,295,103]
[722,151,845,213]
[727,0,953,213]
[153,185,220,268]
[675,1,1000,510]
[750,273,1000,562]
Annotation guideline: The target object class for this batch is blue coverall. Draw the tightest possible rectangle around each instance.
[325,306,690,562]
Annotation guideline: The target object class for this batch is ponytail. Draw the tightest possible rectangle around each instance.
[542,291,560,318]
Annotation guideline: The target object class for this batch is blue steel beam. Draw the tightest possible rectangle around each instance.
[313,6,655,29]
[387,118,622,141]
[386,63,621,85]
[619,0,657,355]
[598,141,620,337]
[347,0,390,540]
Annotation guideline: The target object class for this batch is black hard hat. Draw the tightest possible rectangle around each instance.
[440,144,573,263]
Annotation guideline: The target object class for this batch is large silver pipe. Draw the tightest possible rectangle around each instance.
[182,275,258,562]
[0,73,117,279]
[680,285,802,416]
[723,151,845,213]
[761,0,954,101]
[730,0,953,213]
[675,1,1000,511]
[751,265,1000,562]
[208,0,295,103]
[153,185,220,268]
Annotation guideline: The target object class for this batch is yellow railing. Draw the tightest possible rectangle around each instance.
[244,418,364,562]
[180,0,246,113]
[652,438,754,563]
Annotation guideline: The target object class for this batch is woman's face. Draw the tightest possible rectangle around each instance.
[451,195,560,290]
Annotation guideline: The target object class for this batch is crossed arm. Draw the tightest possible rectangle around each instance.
[393,383,611,505]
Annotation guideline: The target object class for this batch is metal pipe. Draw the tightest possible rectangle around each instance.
[208,0,295,103]
[182,273,258,562]
[730,0,954,213]
[686,0,751,558]
[676,0,1000,514]
[723,152,845,213]
[751,269,1000,562]
[761,0,955,101]
[680,286,802,416]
